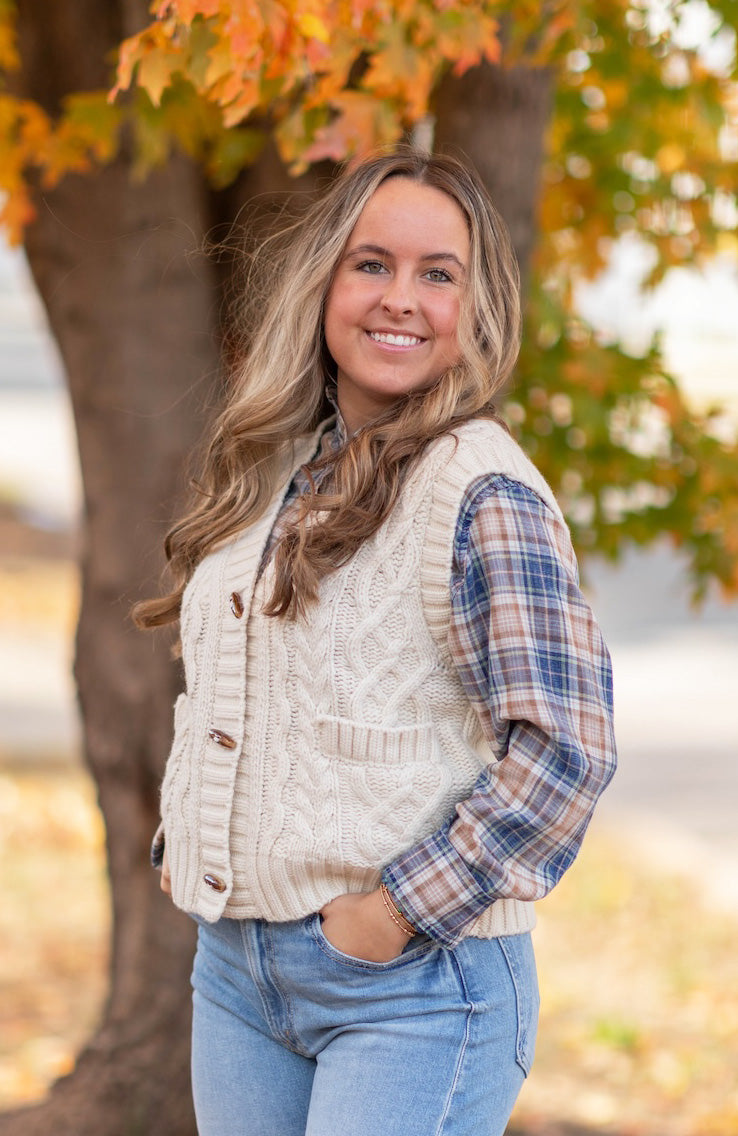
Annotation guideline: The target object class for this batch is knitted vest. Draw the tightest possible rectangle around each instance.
[161,418,566,938]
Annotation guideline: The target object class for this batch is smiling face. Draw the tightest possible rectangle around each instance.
[323,177,471,434]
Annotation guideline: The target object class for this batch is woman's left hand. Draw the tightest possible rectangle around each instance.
[319,889,413,962]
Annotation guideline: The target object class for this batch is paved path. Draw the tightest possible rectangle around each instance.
[581,547,738,913]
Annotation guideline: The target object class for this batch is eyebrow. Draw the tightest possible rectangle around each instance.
[345,243,467,273]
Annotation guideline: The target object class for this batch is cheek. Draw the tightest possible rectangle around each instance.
[324,282,362,344]
[323,297,344,359]
[433,297,463,350]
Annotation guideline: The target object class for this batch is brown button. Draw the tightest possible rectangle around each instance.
[208,728,237,749]
[203,873,226,892]
[229,591,244,618]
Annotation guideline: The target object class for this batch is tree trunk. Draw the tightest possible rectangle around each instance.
[0,121,220,1136]
[0,8,330,1132]
[1,8,553,1131]
[433,60,554,287]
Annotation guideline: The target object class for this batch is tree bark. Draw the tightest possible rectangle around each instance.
[5,3,227,1133]
[1,7,330,1132]
[1,9,553,1132]
[1,109,219,1136]
[433,60,554,288]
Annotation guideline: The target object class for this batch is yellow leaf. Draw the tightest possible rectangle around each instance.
[17,99,52,153]
[137,46,184,106]
[110,33,146,100]
[204,38,238,87]
[0,18,19,71]
[657,143,686,174]
[0,184,36,244]
[601,78,629,110]
[296,12,330,43]
[716,232,738,256]
[220,79,262,127]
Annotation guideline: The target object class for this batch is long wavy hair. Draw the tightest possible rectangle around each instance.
[134,148,522,628]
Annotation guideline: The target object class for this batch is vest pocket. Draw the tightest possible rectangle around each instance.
[314,715,450,864]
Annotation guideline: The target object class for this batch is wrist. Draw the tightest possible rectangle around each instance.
[379,882,416,937]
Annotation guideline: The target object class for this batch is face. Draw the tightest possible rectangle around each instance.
[324,177,470,434]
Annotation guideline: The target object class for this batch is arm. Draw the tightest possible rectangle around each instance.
[381,475,617,947]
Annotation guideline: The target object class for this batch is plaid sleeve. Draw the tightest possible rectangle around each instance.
[382,475,617,947]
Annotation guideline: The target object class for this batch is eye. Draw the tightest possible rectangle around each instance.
[357,260,388,275]
[425,267,454,283]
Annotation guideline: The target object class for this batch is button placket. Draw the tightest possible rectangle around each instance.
[199,589,243,907]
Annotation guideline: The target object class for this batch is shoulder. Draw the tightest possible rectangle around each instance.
[460,473,562,525]
[427,418,542,484]
[454,474,578,582]
[426,416,517,463]
[419,417,565,528]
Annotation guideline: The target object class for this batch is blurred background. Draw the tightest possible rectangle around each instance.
[2,224,737,1133]
[1,1,738,1134]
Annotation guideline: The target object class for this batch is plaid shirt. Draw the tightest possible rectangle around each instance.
[273,421,617,947]
[383,474,616,945]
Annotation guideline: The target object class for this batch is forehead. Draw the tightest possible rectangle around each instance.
[347,178,470,257]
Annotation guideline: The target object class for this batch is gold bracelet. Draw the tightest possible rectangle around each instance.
[380,883,415,937]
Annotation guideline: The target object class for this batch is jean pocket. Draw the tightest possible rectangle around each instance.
[307,914,433,973]
[497,933,540,1076]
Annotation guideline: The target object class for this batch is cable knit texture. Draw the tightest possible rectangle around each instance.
[161,419,566,937]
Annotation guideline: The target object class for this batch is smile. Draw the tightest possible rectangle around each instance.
[368,331,424,347]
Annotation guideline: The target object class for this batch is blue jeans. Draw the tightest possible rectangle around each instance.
[190,913,538,1135]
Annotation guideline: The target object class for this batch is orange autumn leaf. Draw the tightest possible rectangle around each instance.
[1,0,737,598]
[0,17,18,71]
[291,89,400,166]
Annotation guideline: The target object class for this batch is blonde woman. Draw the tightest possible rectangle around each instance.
[136,149,617,1136]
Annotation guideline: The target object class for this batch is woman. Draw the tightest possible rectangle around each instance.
[136,149,617,1136]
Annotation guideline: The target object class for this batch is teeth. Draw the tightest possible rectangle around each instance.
[369,331,423,347]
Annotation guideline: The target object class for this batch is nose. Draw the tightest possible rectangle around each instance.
[380,271,417,317]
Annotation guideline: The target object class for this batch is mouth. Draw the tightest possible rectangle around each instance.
[367,330,425,348]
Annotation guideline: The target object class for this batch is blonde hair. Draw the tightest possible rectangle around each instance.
[134,148,521,627]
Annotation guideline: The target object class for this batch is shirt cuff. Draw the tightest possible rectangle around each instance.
[150,823,165,869]
[381,825,496,948]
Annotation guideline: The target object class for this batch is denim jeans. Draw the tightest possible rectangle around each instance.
[190,913,538,1136]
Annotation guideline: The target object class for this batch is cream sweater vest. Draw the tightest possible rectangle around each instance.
[161,418,566,938]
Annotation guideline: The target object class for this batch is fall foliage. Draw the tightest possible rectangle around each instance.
[2,0,736,596]
[1,6,737,1133]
